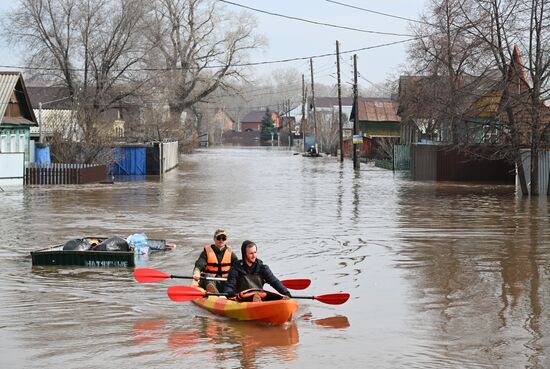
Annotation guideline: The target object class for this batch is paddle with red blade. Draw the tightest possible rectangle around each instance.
[134,268,225,283]
[291,293,350,305]
[134,268,311,290]
[168,286,226,302]
[167,286,350,305]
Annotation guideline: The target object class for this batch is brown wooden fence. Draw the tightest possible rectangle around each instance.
[25,164,107,185]
[411,144,515,182]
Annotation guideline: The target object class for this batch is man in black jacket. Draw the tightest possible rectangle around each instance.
[223,240,290,301]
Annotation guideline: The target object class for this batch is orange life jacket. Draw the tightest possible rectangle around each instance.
[204,244,233,277]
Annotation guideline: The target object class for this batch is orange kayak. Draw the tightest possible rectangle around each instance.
[191,288,299,325]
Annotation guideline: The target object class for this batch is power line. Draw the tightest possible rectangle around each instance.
[325,0,433,26]
[359,75,394,94]
[218,0,414,37]
[213,86,303,99]
[0,38,417,73]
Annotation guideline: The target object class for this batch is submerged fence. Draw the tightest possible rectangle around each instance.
[25,163,107,185]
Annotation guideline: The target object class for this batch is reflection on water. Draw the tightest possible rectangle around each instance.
[395,183,550,368]
[312,316,351,329]
[0,147,549,368]
[299,312,351,329]
[133,317,299,367]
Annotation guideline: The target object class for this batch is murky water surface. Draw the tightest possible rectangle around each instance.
[1,147,549,368]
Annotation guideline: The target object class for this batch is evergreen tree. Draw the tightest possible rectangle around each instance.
[260,108,274,142]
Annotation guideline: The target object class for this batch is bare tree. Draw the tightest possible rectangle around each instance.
[405,0,550,195]
[406,0,485,143]
[144,0,265,141]
[6,0,149,162]
[463,0,550,195]
[315,108,340,154]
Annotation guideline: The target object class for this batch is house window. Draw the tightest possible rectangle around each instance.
[19,135,26,153]
[10,134,17,152]
[0,135,6,152]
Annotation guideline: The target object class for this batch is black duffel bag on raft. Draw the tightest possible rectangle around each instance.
[91,236,130,252]
[62,239,91,251]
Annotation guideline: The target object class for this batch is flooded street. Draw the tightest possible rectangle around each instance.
[1,146,549,368]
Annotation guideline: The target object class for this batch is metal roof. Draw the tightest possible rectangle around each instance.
[0,72,20,120]
[30,109,74,135]
[352,98,401,122]
[0,71,37,126]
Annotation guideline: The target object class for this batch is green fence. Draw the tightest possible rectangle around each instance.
[393,144,410,170]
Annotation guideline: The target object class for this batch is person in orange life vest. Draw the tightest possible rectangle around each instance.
[192,229,238,293]
[223,240,291,302]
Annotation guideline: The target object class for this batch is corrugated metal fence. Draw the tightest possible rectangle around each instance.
[25,163,107,185]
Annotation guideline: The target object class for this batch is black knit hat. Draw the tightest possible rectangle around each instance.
[241,240,256,259]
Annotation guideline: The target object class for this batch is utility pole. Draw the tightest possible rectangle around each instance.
[353,54,360,170]
[336,40,343,162]
[309,58,318,149]
[38,102,43,144]
[301,74,307,152]
[287,98,291,147]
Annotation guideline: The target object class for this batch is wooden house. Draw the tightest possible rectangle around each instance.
[350,98,401,138]
[466,46,550,147]
[0,72,37,167]
[349,97,401,158]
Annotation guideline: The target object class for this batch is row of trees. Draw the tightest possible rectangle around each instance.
[4,0,263,162]
[404,0,550,195]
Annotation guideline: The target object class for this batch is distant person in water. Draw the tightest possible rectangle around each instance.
[223,240,290,302]
[192,229,238,293]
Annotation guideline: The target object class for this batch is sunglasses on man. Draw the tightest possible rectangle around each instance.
[216,235,227,241]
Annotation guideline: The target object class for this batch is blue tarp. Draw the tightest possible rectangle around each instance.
[35,145,51,165]
[111,147,146,175]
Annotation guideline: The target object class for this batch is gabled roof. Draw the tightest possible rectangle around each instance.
[29,109,74,136]
[241,110,269,123]
[0,72,37,126]
[350,98,400,122]
[468,46,550,119]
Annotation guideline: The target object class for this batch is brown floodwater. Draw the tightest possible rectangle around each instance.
[1,146,549,368]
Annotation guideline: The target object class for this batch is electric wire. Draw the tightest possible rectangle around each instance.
[217,0,414,37]
[324,0,433,26]
[0,38,417,72]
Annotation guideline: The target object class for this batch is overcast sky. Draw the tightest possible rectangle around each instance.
[0,0,426,90]
[239,0,426,87]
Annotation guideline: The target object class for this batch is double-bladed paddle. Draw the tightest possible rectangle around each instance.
[290,293,350,305]
[134,268,225,282]
[167,286,350,305]
[134,268,311,290]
